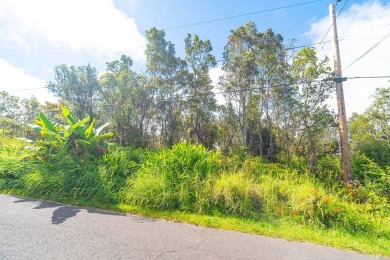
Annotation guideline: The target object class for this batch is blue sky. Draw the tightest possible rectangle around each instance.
[1,0,390,115]
[123,0,330,60]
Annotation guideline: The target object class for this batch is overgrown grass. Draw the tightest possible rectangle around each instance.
[1,137,389,256]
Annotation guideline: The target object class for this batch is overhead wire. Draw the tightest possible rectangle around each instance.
[342,23,390,38]
[0,47,63,59]
[0,1,324,60]
[318,0,349,50]
[212,35,388,64]
[163,0,323,31]
[343,31,390,71]
[6,75,390,119]
[4,0,389,97]
[11,72,390,93]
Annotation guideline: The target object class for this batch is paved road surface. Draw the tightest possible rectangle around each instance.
[0,194,385,259]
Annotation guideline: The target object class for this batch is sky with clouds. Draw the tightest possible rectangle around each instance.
[0,0,389,116]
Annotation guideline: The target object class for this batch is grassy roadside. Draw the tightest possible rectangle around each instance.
[2,188,389,257]
[1,136,389,257]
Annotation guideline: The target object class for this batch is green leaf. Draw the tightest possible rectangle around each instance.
[40,129,63,144]
[38,112,58,134]
[91,132,113,142]
[62,106,77,126]
[33,119,42,126]
[71,116,90,136]
[63,125,74,138]
[85,118,95,138]
[75,139,91,146]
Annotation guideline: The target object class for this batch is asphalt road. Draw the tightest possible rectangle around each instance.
[0,194,385,260]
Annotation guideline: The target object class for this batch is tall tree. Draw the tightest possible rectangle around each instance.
[0,91,21,135]
[291,47,336,170]
[350,87,390,167]
[367,87,390,139]
[20,96,41,124]
[0,91,21,120]
[184,34,217,148]
[145,27,186,147]
[220,21,260,149]
[254,29,289,160]
[47,64,99,120]
[220,22,289,160]
[100,55,153,147]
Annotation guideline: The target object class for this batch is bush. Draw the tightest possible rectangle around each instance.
[351,154,390,203]
[315,155,342,185]
[2,135,389,239]
[212,173,262,217]
[122,142,220,212]
[97,145,144,202]
[25,106,113,164]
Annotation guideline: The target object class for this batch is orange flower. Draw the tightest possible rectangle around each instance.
[276,205,283,214]
[321,196,330,202]
[291,209,299,216]
[332,208,344,213]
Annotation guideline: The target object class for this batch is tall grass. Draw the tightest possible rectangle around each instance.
[1,137,389,251]
[0,137,143,203]
[119,142,389,238]
[122,142,220,212]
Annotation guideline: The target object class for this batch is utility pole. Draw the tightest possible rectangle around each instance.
[329,3,352,184]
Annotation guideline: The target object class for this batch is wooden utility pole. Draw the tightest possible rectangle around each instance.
[329,3,352,184]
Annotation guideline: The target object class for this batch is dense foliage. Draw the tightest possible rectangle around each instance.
[1,21,389,255]
[0,139,389,240]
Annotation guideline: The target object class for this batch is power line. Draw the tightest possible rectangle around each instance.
[7,76,390,116]
[143,78,335,103]
[16,86,48,91]
[343,23,390,38]
[0,2,323,59]
[336,0,349,18]
[164,0,323,30]
[12,72,390,93]
[318,0,349,50]
[213,35,386,64]
[347,76,390,80]
[0,47,63,59]
[343,31,390,71]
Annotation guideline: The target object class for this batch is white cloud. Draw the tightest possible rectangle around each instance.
[305,1,390,116]
[0,58,55,103]
[0,0,146,62]
[209,65,226,105]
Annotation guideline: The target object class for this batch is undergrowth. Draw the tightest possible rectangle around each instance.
[1,136,389,256]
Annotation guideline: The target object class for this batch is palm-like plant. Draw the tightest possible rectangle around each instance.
[25,106,113,163]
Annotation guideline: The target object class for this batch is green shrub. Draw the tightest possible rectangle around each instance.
[97,145,144,202]
[351,154,390,203]
[101,145,144,178]
[212,173,262,217]
[315,155,342,185]
[24,106,113,164]
[122,142,220,212]
[2,134,388,240]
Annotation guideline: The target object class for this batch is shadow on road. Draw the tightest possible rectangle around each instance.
[34,200,61,209]
[87,208,126,216]
[13,198,36,203]
[13,196,126,225]
[52,206,81,225]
